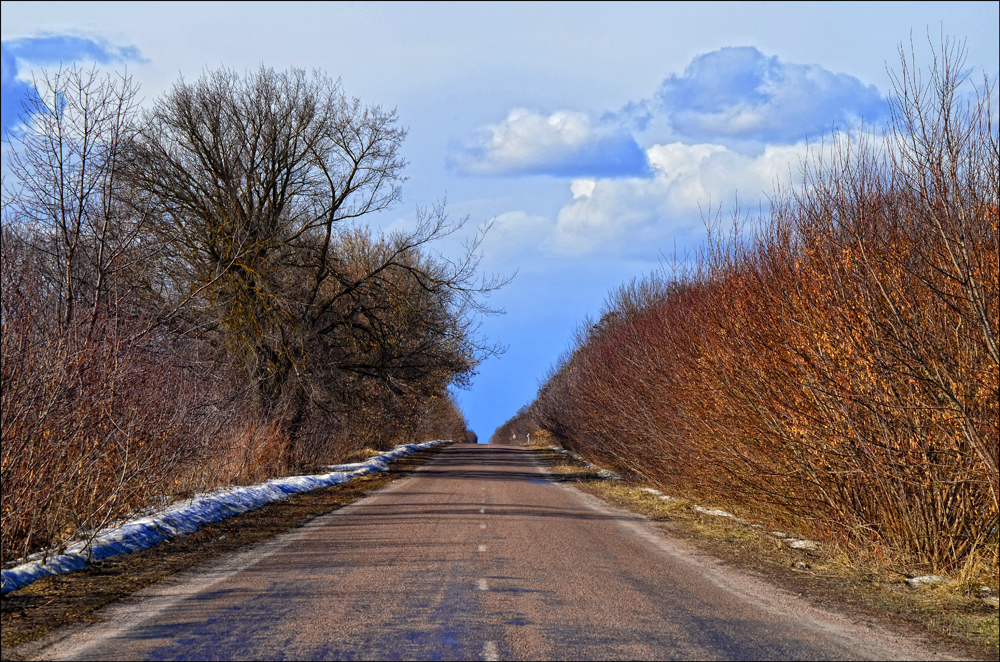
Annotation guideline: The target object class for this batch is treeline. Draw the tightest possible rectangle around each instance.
[499,42,997,570]
[490,404,537,445]
[1,66,493,564]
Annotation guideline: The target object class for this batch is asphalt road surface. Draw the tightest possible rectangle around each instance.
[33,443,947,660]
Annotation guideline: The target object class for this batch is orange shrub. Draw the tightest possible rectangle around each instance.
[512,40,997,570]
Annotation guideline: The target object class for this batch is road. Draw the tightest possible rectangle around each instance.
[32,443,945,660]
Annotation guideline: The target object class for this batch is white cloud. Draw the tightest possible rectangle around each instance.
[554,174,670,255]
[619,46,888,152]
[450,108,647,177]
[453,46,887,184]
[2,35,147,136]
[479,140,821,258]
[455,46,883,255]
[551,139,819,256]
[570,178,596,199]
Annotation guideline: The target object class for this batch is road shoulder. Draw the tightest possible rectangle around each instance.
[0,446,445,659]
[530,446,999,661]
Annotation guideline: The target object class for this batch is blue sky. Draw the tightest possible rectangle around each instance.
[3,1,998,441]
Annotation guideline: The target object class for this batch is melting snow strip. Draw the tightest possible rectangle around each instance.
[692,505,735,518]
[548,446,827,553]
[547,447,623,480]
[1,440,448,595]
[904,574,947,587]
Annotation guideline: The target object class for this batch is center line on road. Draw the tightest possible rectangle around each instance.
[477,578,489,591]
[482,640,499,661]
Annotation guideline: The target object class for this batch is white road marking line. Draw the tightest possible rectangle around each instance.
[477,578,489,591]
[478,544,487,552]
[482,640,499,661]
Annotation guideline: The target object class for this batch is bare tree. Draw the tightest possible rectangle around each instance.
[127,66,506,458]
[1,67,216,562]
[1,63,499,563]
[4,66,147,329]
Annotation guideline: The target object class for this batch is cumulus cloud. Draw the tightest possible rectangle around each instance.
[619,46,888,150]
[1,34,146,133]
[457,47,891,257]
[449,108,648,177]
[455,46,886,185]
[483,129,867,258]
[552,139,817,256]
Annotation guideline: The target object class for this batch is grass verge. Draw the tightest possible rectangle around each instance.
[0,445,446,658]
[532,446,1000,661]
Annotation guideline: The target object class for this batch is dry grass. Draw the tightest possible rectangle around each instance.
[532,447,1000,660]
[0,445,445,658]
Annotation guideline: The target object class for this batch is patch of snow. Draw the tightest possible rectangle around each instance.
[547,447,616,477]
[1,440,448,595]
[323,461,377,471]
[545,446,836,557]
[596,469,624,480]
[904,574,947,587]
[547,447,624,480]
[692,505,734,518]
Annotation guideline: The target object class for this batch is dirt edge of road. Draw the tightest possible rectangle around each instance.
[531,446,999,661]
[0,445,448,659]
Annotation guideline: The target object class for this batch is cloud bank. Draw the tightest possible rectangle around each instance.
[459,47,888,256]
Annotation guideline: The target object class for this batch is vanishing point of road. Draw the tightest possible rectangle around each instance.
[32,444,947,660]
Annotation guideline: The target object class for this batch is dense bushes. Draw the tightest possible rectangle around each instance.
[1,67,491,563]
[503,41,997,570]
